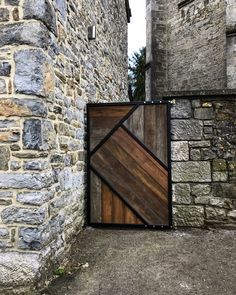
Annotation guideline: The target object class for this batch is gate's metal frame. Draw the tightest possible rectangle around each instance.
[86,100,173,229]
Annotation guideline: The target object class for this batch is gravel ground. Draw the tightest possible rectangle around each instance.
[46,228,236,295]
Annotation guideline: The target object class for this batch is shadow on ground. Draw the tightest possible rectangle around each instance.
[46,228,236,295]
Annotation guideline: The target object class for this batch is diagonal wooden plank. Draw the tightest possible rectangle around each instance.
[114,127,168,191]
[91,128,169,225]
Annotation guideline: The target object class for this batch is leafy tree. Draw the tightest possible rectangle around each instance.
[128,47,146,101]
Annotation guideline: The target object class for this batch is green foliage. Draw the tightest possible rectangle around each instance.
[54,266,66,277]
[128,47,146,101]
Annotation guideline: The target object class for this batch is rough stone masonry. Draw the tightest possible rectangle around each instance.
[146,0,236,98]
[0,0,129,293]
[167,92,236,229]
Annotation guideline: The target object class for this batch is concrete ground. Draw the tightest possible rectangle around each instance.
[46,228,236,295]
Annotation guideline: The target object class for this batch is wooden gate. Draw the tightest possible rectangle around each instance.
[87,101,172,229]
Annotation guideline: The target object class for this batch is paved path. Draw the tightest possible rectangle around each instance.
[47,228,236,295]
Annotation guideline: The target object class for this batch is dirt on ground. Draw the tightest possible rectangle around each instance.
[46,228,236,295]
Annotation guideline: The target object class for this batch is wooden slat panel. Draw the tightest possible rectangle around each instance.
[124,106,144,142]
[112,192,125,223]
[91,128,169,225]
[106,135,168,204]
[90,172,102,223]
[114,127,168,191]
[102,183,113,223]
[125,105,168,166]
[144,105,168,166]
[101,182,143,224]
[89,106,133,151]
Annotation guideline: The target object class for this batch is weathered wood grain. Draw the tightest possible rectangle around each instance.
[90,172,102,223]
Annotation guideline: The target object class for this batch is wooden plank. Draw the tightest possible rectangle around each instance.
[89,106,133,117]
[124,207,143,225]
[144,105,157,156]
[124,106,144,142]
[112,192,125,223]
[106,135,168,205]
[102,182,113,223]
[143,104,168,166]
[90,172,102,223]
[91,129,169,225]
[114,127,168,191]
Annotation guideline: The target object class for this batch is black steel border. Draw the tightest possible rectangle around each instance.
[86,100,173,230]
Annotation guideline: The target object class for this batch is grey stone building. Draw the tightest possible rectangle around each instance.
[0,0,130,293]
[146,0,236,230]
[146,0,236,98]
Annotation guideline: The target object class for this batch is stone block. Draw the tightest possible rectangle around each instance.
[0,98,47,118]
[209,198,233,209]
[56,0,67,20]
[201,148,216,160]
[58,167,82,190]
[0,119,19,128]
[212,172,228,182]
[171,141,189,161]
[18,215,64,250]
[0,198,12,205]
[171,119,203,140]
[0,146,10,170]
[23,0,57,35]
[203,126,213,134]
[172,161,211,182]
[23,119,56,151]
[189,141,211,148]
[0,228,9,239]
[14,49,54,97]
[0,8,10,22]
[0,191,13,198]
[18,227,43,250]
[23,160,49,171]
[10,161,21,171]
[191,99,201,108]
[173,205,204,227]
[5,0,20,4]
[16,191,52,206]
[212,183,236,199]
[0,21,50,48]
[190,149,201,161]
[0,252,40,287]
[0,131,20,143]
[171,99,192,118]
[0,78,6,94]
[194,108,215,120]
[1,206,46,225]
[206,207,227,221]
[192,184,211,196]
[0,62,11,76]
[227,210,236,220]
[212,159,227,171]
[173,183,191,204]
[0,172,53,189]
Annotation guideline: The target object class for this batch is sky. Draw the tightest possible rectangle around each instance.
[128,0,146,57]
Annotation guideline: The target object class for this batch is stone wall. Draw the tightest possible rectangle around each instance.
[165,92,236,228]
[0,0,128,293]
[226,0,236,89]
[146,0,236,96]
